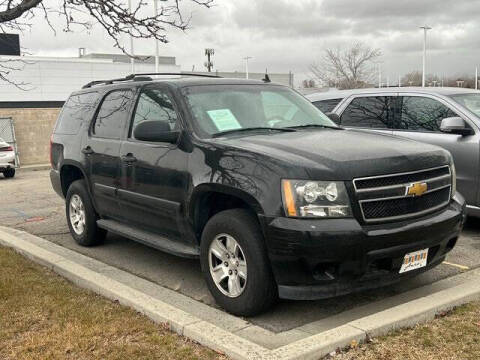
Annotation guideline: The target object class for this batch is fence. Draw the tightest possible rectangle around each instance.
[0,117,20,167]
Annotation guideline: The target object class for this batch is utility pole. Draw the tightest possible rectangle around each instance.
[128,0,135,73]
[243,56,252,79]
[204,49,214,72]
[153,0,159,72]
[420,26,432,87]
[398,75,401,87]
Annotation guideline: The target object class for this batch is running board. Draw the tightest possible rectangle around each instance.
[97,219,199,258]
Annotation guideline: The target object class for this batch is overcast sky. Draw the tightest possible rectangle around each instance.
[20,0,480,84]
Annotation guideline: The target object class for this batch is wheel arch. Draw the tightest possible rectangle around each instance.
[188,184,265,242]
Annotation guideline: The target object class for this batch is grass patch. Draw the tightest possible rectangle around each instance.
[333,302,480,359]
[0,246,226,360]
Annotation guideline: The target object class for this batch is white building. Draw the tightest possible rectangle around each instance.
[0,53,180,103]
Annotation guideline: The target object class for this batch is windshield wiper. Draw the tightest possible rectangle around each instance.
[287,124,343,130]
[212,127,296,138]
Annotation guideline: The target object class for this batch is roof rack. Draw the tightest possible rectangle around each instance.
[82,72,222,89]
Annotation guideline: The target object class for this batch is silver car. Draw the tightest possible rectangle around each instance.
[307,87,480,216]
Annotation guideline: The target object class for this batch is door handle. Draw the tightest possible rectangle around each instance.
[121,154,137,164]
[81,146,94,155]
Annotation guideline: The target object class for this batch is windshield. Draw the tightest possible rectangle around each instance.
[450,93,480,117]
[182,85,336,137]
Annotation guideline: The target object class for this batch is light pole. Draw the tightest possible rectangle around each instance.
[244,56,252,79]
[128,0,135,73]
[476,67,478,90]
[153,0,159,73]
[420,26,432,87]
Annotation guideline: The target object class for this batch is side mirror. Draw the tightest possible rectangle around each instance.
[134,120,180,143]
[440,117,474,136]
[325,112,341,125]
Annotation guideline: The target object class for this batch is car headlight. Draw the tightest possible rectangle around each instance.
[281,180,352,218]
[451,163,456,197]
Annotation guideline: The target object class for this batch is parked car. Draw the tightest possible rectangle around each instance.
[0,137,16,178]
[307,87,480,217]
[50,75,466,316]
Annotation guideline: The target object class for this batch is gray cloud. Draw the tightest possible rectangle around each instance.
[15,0,480,84]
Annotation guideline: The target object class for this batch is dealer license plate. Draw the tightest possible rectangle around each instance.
[399,248,428,274]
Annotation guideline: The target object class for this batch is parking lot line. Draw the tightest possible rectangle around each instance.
[442,261,470,270]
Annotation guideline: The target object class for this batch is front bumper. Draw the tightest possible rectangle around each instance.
[261,194,466,300]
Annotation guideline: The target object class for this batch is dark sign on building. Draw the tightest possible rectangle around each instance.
[0,34,20,56]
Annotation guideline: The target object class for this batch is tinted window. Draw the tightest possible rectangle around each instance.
[398,96,457,132]
[131,88,178,138]
[94,90,134,139]
[55,92,98,135]
[341,96,394,128]
[313,99,342,113]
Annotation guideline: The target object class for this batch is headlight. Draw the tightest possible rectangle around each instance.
[281,180,352,218]
[451,163,456,197]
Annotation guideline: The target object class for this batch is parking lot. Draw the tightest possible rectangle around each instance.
[2,169,480,333]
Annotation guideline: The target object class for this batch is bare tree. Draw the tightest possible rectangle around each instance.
[0,0,213,87]
[401,70,422,87]
[310,42,381,90]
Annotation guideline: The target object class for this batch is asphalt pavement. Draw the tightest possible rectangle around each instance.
[2,169,479,332]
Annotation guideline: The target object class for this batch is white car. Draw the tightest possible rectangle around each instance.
[0,137,15,178]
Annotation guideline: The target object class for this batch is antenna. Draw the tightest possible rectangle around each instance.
[262,68,271,83]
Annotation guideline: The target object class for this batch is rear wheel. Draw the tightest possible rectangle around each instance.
[200,209,278,316]
[3,168,15,178]
[66,180,106,246]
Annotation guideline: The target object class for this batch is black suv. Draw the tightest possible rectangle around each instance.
[50,74,466,316]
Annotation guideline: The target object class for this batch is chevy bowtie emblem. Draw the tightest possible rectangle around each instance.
[406,182,428,197]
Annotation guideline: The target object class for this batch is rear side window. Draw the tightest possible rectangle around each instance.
[341,96,394,129]
[93,90,134,139]
[313,99,342,113]
[55,92,99,135]
[397,96,457,132]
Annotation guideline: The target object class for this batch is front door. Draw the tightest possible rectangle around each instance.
[85,89,135,219]
[392,94,479,206]
[337,94,397,135]
[118,85,189,240]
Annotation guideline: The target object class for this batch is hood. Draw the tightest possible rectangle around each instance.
[212,129,451,180]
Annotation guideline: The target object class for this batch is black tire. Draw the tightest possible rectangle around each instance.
[200,209,278,316]
[4,168,15,178]
[66,179,106,246]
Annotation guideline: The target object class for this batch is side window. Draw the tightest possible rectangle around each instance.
[340,96,394,129]
[131,88,179,138]
[313,99,342,113]
[93,90,134,139]
[55,92,99,135]
[398,96,457,132]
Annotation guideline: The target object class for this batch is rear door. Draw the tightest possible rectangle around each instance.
[336,93,397,135]
[85,89,135,218]
[392,94,479,205]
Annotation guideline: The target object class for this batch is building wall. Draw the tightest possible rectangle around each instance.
[0,107,61,165]
[0,55,180,102]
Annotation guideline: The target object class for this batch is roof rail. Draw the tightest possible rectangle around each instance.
[82,72,222,89]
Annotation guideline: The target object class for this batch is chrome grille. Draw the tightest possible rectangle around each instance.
[353,166,452,223]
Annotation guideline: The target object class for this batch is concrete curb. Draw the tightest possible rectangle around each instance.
[1,226,479,360]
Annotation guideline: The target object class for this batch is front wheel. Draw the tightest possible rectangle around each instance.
[200,209,278,316]
[66,180,106,246]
